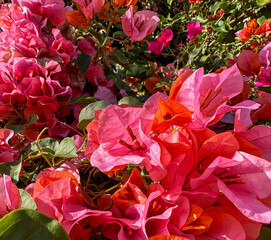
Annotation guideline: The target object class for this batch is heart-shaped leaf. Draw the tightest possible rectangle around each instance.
[54,138,77,158]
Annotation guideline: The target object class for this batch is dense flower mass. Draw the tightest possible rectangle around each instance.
[0,0,271,240]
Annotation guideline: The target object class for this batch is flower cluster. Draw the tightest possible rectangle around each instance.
[236,18,271,42]
[78,62,270,239]
[3,59,270,240]
[0,0,81,139]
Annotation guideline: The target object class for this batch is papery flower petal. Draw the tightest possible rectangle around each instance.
[0,175,21,214]
[187,22,205,40]
[204,207,246,240]
[258,40,271,67]
[32,170,79,199]
[148,236,190,240]
[148,40,164,55]
[122,6,159,42]
[152,98,192,133]
[197,132,239,171]
[234,108,253,132]
[237,125,271,160]
[191,151,271,223]
[160,29,173,45]
[35,177,81,222]
[114,0,138,7]
[112,168,148,212]
[74,0,104,19]
[237,50,261,76]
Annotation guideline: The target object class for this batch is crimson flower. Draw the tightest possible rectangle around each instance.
[187,21,205,40]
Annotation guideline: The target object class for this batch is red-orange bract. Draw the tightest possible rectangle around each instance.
[112,168,148,212]
[145,76,161,93]
[181,204,213,235]
[114,0,138,6]
[66,10,90,27]
[152,98,192,133]
[148,235,190,240]
[168,70,194,100]
[237,50,262,76]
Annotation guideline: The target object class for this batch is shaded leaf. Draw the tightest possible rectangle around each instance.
[118,96,142,106]
[113,31,127,39]
[258,226,271,239]
[67,96,96,105]
[88,29,103,42]
[109,50,131,71]
[258,86,271,94]
[77,52,91,74]
[8,114,39,133]
[0,161,22,184]
[212,20,228,33]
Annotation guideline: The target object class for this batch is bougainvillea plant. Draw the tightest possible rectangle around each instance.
[0,0,271,240]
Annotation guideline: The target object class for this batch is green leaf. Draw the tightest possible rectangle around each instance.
[210,1,222,15]
[256,0,271,6]
[258,86,271,94]
[0,161,22,183]
[212,20,228,33]
[0,209,70,240]
[171,12,186,24]
[113,31,127,39]
[88,29,102,42]
[109,50,131,71]
[8,114,39,133]
[32,138,60,152]
[217,32,226,42]
[54,138,77,158]
[77,52,91,74]
[67,96,96,105]
[200,54,210,62]
[19,189,37,210]
[118,96,142,106]
[195,16,207,23]
[167,0,173,6]
[29,137,59,156]
[77,101,110,130]
[158,15,168,24]
[257,16,266,25]
[112,74,132,92]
